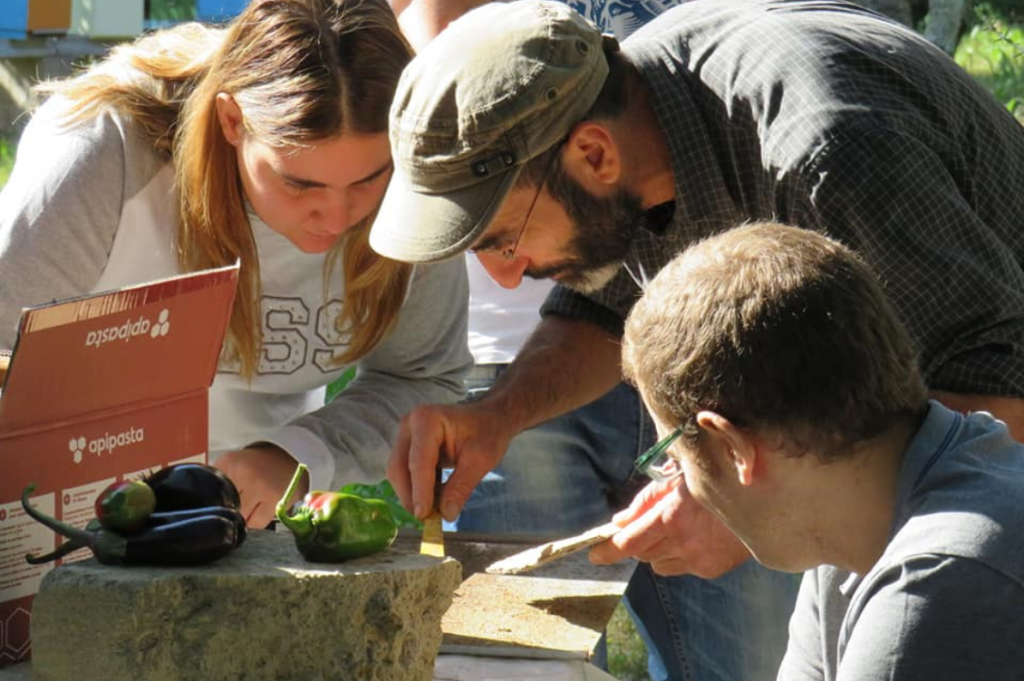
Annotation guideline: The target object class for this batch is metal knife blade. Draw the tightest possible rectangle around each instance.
[484,521,621,575]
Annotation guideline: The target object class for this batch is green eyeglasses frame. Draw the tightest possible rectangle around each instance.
[634,421,697,482]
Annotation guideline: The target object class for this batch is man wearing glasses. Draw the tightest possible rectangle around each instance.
[371,1,1024,678]
[620,221,1024,680]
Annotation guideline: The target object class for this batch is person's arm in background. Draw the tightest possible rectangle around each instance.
[389,0,491,52]
[219,256,474,528]
[0,102,129,349]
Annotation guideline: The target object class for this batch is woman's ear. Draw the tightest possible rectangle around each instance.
[215,93,244,147]
[696,411,758,487]
[562,121,621,190]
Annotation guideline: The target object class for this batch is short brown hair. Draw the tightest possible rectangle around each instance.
[622,222,928,459]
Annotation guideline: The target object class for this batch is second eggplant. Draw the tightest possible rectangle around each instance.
[144,463,241,512]
[22,485,244,566]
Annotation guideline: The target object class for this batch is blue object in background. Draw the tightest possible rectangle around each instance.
[196,0,249,23]
[0,2,29,40]
[0,1,69,40]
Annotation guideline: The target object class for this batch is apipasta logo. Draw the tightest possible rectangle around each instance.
[84,309,171,349]
[69,427,146,464]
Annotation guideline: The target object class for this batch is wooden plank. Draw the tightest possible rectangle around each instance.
[442,567,630,658]
[394,532,635,660]
[443,541,634,659]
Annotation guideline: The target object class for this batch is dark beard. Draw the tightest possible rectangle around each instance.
[525,162,645,293]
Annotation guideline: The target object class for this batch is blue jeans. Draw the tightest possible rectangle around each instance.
[451,365,801,681]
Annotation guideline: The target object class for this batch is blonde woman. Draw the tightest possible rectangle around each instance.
[0,0,471,526]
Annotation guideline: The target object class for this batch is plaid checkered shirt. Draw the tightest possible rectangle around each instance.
[541,0,1024,397]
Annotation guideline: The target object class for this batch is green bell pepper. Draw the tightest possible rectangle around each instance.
[275,464,398,563]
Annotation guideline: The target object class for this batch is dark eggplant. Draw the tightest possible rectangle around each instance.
[147,506,247,546]
[119,515,240,566]
[143,463,241,511]
[22,485,241,566]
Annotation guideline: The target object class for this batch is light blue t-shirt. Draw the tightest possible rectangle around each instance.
[779,401,1024,680]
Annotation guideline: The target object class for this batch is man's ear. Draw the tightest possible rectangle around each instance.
[696,411,758,487]
[562,121,621,190]
[215,93,244,147]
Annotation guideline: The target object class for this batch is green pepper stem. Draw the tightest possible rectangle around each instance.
[20,485,95,548]
[26,538,86,565]
[275,464,312,538]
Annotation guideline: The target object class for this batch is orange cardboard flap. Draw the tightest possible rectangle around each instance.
[0,264,239,433]
[0,263,238,667]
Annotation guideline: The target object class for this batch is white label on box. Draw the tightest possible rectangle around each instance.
[80,426,147,463]
[0,495,56,601]
[60,479,115,565]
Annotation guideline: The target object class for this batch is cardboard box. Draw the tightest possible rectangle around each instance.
[0,264,238,667]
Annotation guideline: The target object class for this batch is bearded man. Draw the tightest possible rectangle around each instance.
[371,1,1024,678]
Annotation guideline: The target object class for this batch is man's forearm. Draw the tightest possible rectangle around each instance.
[480,315,623,432]
[392,0,491,51]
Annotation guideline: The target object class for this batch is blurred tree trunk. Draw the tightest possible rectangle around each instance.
[923,0,968,53]
[857,0,914,26]
[852,0,969,54]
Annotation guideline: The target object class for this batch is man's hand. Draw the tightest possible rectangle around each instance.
[387,401,514,521]
[214,445,308,529]
[387,317,622,522]
[589,478,752,578]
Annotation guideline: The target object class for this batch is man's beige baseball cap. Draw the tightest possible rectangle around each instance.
[370,1,611,263]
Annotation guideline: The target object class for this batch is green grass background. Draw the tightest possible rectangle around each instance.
[0,5,1020,679]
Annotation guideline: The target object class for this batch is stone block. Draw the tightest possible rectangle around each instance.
[30,529,461,681]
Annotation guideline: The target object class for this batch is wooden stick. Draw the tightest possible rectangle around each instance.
[484,522,621,575]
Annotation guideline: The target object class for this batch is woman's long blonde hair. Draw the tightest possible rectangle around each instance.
[36,0,414,378]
